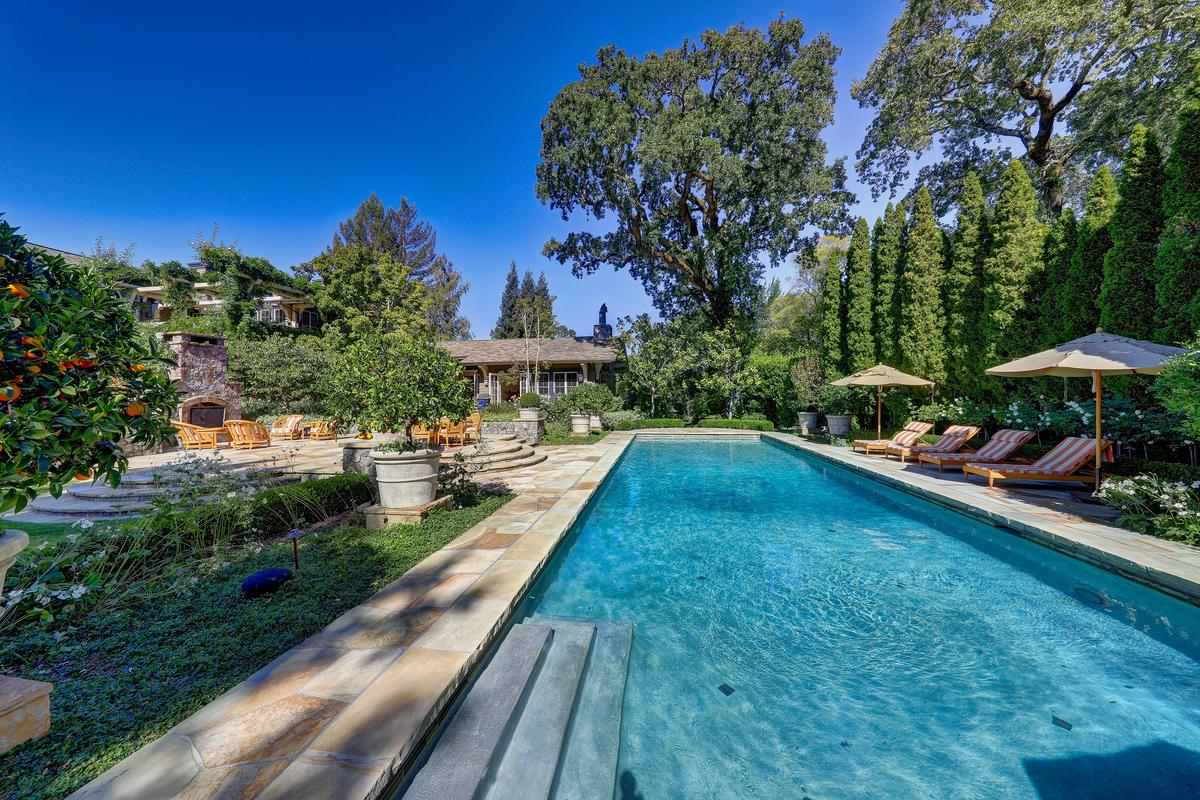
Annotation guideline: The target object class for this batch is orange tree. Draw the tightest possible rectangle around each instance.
[1,217,178,512]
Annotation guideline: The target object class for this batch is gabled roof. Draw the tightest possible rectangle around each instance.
[440,337,618,366]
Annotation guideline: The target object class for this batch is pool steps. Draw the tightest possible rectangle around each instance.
[401,616,634,800]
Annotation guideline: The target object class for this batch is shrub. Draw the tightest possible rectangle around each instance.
[482,401,517,420]
[559,382,620,414]
[698,417,775,431]
[602,409,643,429]
[518,392,542,408]
[228,334,331,419]
[613,418,685,430]
[1,218,180,512]
[1096,474,1200,544]
[1109,458,1200,483]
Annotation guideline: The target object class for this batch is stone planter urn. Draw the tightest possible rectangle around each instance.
[0,530,29,593]
[570,414,591,436]
[518,407,542,422]
[797,411,820,434]
[825,414,852,437]
[371,448,440,509]
[589,413,603,432]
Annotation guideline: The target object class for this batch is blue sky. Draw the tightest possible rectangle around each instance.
[3,0,902,336]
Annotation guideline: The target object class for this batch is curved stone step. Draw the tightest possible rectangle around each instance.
[470,444,536,467]
[475,451,547,474]
[458,440,525,460]
[29,495,151,518]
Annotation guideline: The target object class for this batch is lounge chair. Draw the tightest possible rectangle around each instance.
[963,436,1113,488]
[852,421,934,455]
[270,414,305,440]
[917,429,1035,472]
[173,421,220,451]
[887,424,981,463]
[305,419,337,440]
[225,420,273,450]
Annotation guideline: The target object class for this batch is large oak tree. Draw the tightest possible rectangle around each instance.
[537,17,851,329]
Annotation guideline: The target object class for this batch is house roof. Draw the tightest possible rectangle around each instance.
[440,337,619,366]
[30,243,87,266]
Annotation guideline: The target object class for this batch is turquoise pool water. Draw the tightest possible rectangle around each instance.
[522,436,1200,799]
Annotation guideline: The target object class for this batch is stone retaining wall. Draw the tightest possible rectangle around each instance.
[481,420,544,445]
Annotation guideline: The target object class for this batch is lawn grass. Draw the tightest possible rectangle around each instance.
[0,492,513,800]
[540,430,610,445]
[1,520,96,547]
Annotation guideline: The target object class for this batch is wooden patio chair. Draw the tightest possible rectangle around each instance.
[270,414,305,440]
[852,421,934,455]
[411,420,440,447]
[917,430,1036,472]
[440,417,467,447]
[887,424,981,463]
[463,412,482,444]
[225,419,273,450]
[305,419,337,440]
[963,436,1113,488]
[172,421,220,451]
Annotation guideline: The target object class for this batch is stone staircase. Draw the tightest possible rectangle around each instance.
[459,435,547,475]
[402,616,634,800]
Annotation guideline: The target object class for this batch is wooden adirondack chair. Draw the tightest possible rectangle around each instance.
[440,417,467,447]
[305,419,337,440]
[173,421,220,451]
[463,412,483,444]
[270,414,305,440]
[225,420,273,450]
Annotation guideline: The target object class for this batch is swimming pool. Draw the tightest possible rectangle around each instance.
[521,436,1200,799]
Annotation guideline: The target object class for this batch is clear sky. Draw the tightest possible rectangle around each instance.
[3,0,903,336]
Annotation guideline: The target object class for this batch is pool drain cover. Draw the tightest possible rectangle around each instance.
[1052,715,1073,731]
[718,683,735,696]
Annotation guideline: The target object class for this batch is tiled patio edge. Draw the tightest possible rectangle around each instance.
[765,432,1200,604]
[67,434,635,800]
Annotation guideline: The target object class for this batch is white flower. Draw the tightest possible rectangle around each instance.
[73,519,95,530]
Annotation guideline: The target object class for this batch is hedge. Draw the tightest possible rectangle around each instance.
[697,418,775,431]
[613,418,686,430]
[1109,458,1200,484]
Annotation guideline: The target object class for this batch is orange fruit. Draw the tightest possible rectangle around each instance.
[73,358,98,368]
[27,364,41,374]
[21,336,41,346]
[0,385,21,402]
[7,283,30,299]
[130,363,148,373]
[124,402,148,417]
[74,469,93,480]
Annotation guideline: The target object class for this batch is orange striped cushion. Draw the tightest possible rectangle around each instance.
[891,429,923,447]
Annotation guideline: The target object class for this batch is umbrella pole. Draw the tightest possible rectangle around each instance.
[877,387,882,439]
[1094,371,1102,493]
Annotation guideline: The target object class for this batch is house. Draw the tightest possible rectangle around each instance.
[129,278,321,330]
[440,305,619,403]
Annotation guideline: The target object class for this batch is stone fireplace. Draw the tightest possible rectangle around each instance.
[161,332,242,425]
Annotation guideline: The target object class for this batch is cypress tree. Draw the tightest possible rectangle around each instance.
[981,160,1047,368]
[1062,167,1116,339]
[872,202,905,364]
[946,172,988,389]
[844,217,876,372]
[1101,125,1165,339]
[1038,209,1078,347]
[490,261,522,338]
[898,187,947,383]
[819,250,847,380]
[1155,79,1200,344]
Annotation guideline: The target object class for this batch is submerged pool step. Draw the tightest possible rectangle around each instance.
[402,623,552,800]
[479,619,596,800]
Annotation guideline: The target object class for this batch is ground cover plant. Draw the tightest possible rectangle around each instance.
[0,492,513,800]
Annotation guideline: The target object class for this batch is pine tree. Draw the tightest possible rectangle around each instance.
[1101,125,1166,340]
[491,261,522,338]
[982,160,1047,368]
[871,202,905,364]
[819,250,847,381]
[844,217,875,372]
[1155,79,1200,344]
[1038,209,1078,347]
[898,187,947,383]
[946,172,988,389]
[1061,168,1116,339]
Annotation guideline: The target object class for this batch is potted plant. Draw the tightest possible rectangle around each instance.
[327,328,472,509]
[791,354,822,434]
[818,384,854,438]
[518,392,543,421]
[560,382,618,435]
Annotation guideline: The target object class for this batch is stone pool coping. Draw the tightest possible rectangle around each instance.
[66,428,1200,800]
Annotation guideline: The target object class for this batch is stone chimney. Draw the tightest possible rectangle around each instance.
[593,303,612,343]
[160,332,243,425]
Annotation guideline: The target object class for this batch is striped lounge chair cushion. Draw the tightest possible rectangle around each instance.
[970,436,1111,475]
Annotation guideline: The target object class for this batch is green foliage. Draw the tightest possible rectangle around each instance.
[981,161,1047,370]
[194,244,292,334]
[482,401,518,420]
[1096,474,1200,545]
[537,17,850,327]
[0,492,512,799]
[1109,459,1200,484]
[540,429,610,445]
[697,417,775,431]
[517,392,542,409]
[1155,79,1200,344]
[852,0,1200,211]
[601,410,643,429]
[322,193,470,338]
[1,218,180,513]
[1101,126,1166,339]
[326,328,472,441]
[871,203,904,364]
[946,173,988,389]
[227,334,331,418]
[617,314,695,417]
[844,217,875,372]
[898,187,947,383]
[818,248,847,381]
[740,351,798,426]
[558,382,619,414]
[149,260,199,314]
[492,263,571,339]
[1062,167,1116,339]
[305,245,429,339]
[612,418,685,430]
[696,325,751,419]
[80,239,148,286]
[491,262,522,338]
[1038,208,1078,347]
[1156,344,1200,442]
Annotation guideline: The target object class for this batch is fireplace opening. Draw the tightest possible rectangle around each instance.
[187,402,227,429]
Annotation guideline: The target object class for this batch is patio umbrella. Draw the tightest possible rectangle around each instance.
[985,329,1188,490]
[831,364,933,439]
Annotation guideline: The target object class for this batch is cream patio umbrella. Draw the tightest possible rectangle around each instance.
[831,364,933,439]
[985,329,1188,490]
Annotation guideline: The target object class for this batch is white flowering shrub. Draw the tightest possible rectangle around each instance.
[1096,474,1200,544]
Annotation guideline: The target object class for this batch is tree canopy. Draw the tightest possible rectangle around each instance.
[492,263,572,339]
[304,246,429,339]
[852,0,1200,212]
[537,17,851,328]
